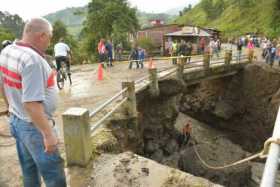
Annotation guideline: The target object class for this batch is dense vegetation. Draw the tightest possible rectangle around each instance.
[81,0,139,60]
[46,20,81,64]
[1,0,280,64]
[0,11,24,38]
[176,0,280,38]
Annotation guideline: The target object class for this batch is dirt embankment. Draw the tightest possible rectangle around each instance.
[137,91,251,186]
[135,62,280,186]
[180,62,280,152]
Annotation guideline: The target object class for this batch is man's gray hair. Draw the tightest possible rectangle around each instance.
[23,17,53,35]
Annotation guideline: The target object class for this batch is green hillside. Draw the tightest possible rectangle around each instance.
[44,7,86,37]
[176,0,280,37]
[44,6,176,37]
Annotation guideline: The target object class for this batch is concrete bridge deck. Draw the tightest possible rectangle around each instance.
[0,51,248,186]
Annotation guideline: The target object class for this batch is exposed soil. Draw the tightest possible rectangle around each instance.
[136,61,280,186]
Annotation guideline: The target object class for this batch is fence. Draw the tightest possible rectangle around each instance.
[62,50,250,167]
[260,106,280,186]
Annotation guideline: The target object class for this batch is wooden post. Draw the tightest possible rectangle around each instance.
[122,81,137,119]
[122,81,138,137]
[177,57,185,81]
[203,52,210,73]
[225,50,232,66]
[149,68,159,97]
[248,49,254,63]
[62,108,91,167]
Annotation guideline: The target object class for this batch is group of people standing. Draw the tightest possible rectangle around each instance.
[169,40,193,64]
[97,39,146,69]
[209,38,221,58]
[261,38,280,67]
[128,44,146,69]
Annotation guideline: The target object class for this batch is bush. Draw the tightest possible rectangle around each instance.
[137,37,156,55]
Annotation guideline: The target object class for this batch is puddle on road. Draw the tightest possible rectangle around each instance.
[58,71,96,99]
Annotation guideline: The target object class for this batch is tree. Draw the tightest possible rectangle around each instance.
[179,4,192,16]
[137,37,155,54]
[51,20,68,44]
[46,20,82,64]
[0,12,24,38]
[269,0,280,37]
[82,0,139,59]
[201,0,225,19]
[0,27,15,50]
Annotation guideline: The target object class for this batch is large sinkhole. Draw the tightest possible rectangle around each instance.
[133,63,280,187]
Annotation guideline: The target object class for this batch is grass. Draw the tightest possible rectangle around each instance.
[176,0,279,37]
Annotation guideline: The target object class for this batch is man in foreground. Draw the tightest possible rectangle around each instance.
[0,18,66,187]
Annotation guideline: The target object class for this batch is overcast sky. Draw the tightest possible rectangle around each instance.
[0,0,199,20]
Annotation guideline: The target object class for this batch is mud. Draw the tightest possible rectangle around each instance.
[90,152,222,187]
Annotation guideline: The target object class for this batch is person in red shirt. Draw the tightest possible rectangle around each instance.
[98,38,106,68]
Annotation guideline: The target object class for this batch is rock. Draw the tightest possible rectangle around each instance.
[213,101,236,120]
[144,141,159,155]
[90,152,223,187]
[163,139,179,156]
[179,63,280,151]
[249,162,280,187]
[127,129,137,142]
[91,127,120,154]
[158,79,184,96]
[151,149,164,162]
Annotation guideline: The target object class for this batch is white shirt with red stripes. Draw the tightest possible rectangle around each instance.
[0,42,57,122]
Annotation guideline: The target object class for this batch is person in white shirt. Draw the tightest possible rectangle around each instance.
[54,38,72,84]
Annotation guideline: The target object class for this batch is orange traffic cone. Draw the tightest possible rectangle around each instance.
[151,60,155,69]
[148,58,155,69]
[97,64,103,80]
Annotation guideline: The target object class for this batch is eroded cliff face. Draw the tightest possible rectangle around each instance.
[136,62,280,186]
[88,62,280,186]
[137,91,251,186]
[180,62,280,151]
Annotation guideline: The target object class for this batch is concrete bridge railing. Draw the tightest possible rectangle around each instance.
[62,50,250,167]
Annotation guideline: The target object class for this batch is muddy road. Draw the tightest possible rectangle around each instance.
[0,60,175,187]
[0,47,250,186]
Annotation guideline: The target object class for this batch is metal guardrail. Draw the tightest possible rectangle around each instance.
[62,51,251,167]
[135,81,150,93]
[135,53,248,86]
[158,68,177,80]
[90,97,127,134]
[86,52,250,136]
[135,75,150,84]
[261,107,280,187]
[89,88,127,118]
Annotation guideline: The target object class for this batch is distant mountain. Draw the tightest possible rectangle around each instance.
[44,6,178,36]
[44,6,86,37]
[0,11,24,38]
[165,7,182,16]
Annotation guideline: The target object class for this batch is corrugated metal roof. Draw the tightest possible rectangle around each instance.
[165,26,211,37]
